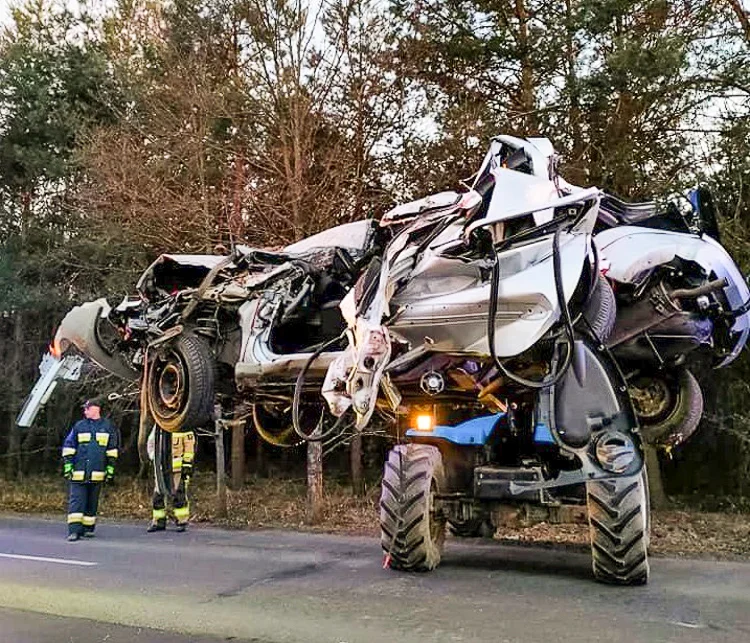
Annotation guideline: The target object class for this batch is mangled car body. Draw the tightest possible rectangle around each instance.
[20,134,750,585]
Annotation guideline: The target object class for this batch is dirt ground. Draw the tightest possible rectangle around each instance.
[2,473,749,559]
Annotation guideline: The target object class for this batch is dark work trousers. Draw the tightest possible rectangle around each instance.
[152,475,189,526]
[67,482,102,536]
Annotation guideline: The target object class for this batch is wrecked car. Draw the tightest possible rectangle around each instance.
[19,134,749,585]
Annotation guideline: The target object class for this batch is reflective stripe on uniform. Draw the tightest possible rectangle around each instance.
[183,452,194,463]
[90,471,105,482]
[67,513,84,524]
[71,471,85,481]
[77,432,91,443]
[82,516,96,526]
[95,432,109,446]
[172,458,183,471]
[152,508,167,520]
[173,506,190,520]
[62,447,76,457]
[106,449,118,458]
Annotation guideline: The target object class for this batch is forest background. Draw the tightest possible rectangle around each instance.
[1,0,749,511]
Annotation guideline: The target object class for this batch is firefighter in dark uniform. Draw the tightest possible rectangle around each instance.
[147,427,195,532]
[62,399,119,541]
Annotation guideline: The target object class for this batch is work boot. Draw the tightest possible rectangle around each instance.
[146,521,166,533]
[67,533,80,542]
[175,523,187,533]
[83,532,96,538]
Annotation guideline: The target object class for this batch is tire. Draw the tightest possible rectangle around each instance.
[448,519,484,538]
[147,334,215,432]
[251,403,300,448]
[582,273,617,342]
[641,468,651,549]
[587,474,650,585]
[380,444,447,571]
[628,368,703,447]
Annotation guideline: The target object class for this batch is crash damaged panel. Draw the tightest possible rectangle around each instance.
[16,353,84,428]
[55,299,139,381]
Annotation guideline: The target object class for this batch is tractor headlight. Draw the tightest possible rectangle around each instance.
[414,414,434,432]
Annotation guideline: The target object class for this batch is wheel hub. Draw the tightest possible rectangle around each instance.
[629,377,672,421]
[157,362,184,410]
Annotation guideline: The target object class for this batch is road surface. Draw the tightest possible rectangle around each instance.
[0,515,748,642]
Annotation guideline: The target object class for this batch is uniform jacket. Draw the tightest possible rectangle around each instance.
[147,427,195,473]
[62,418,119,483]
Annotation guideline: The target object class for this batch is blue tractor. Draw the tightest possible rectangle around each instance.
[379,334,650,586]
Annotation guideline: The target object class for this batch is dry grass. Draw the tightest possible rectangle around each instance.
[0,473,380,535]
[485,510,750,559]
[3,474,749,558]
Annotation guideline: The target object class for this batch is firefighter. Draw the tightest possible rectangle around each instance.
[146,427,195,532]
[62,399,119,541]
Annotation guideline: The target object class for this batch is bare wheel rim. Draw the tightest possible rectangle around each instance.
[151,351,189,422]
[158,362,183,408]
[629,377,673,422]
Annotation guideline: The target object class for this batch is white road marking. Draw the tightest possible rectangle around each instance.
[0,553,97,567]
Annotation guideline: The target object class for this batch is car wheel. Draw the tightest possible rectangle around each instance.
[147,334,215,432]
[628,367,703,447]
[582,273,617,342]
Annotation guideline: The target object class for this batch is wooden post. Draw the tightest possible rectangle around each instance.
[214,407,227,518]
[306,426,323,524]
[350,433,364,496]
[644,444,668,510]
[230,420,245,490]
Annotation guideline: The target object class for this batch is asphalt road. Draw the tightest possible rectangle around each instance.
[0,516,748,643]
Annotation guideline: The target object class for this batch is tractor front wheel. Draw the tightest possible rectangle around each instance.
[380,444,447,571]
[586,474,650,585]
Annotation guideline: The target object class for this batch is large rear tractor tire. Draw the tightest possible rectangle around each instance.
[586,474,650,585]
[147,334,215,432]
[628,367,703,448]
[380,444,447,571]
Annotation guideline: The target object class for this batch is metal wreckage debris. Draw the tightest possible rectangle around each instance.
[19,134,750,585]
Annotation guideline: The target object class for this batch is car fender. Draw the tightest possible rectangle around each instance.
[55,298,140,381]
[596,227,750,334]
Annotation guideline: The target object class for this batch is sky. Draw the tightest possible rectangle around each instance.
[0,1,12,27]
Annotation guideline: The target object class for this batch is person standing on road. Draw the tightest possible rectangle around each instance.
[62,399,119,541]
[146,426,195,533]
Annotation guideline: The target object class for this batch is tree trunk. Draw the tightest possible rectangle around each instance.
[6,312,24,479]
[306,428,323,524]
[644,444,669,510]
[727,0,750,43]
[215,414,228,519]
[350,433,364,497]
[230,420,245,490]
[564,0,586,185]
[513,0,536,133]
